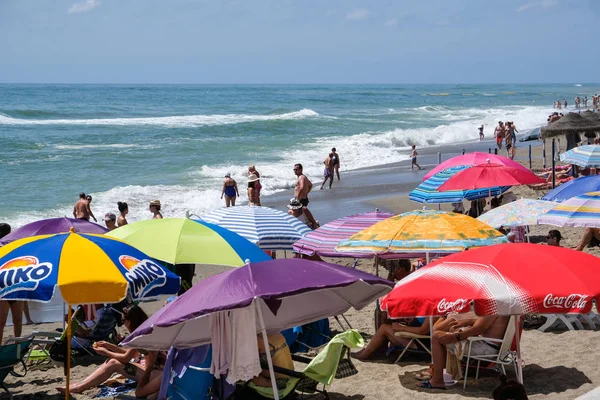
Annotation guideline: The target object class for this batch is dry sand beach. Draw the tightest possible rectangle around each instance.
[5,137,600,400]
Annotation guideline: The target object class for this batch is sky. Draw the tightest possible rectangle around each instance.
[0,0,599,84]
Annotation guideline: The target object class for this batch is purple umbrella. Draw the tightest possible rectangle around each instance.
[0,217,108,246]
[123,258,392,350]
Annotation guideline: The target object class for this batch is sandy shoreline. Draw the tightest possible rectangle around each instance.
[7,132,600,400]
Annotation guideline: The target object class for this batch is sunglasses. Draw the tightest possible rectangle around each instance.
[546,235,555,239]
[293,168,299,171]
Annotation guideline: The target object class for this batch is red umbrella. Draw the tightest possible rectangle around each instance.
[437,163,544,191]
[423,152,528,181]
[380,243,600,384]
[380,243,600,318]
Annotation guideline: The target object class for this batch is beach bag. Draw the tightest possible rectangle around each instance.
[335,348,358,379]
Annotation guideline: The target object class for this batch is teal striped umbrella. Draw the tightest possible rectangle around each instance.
[409,165,510,204]
[559,145,600,168]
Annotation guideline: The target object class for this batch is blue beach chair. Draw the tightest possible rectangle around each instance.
[0,336,33,399]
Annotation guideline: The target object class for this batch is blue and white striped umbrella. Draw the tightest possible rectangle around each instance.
[409,165,511,204]
[201,206,312,250]
[559,145,600,168]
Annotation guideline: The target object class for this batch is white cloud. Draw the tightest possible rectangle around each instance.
[346,8,369,21]
[384,18,397,27]
[517,0,557,13]
[68,0,101,14]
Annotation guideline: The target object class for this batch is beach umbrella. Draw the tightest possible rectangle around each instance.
[423,152,528,181]
[0,229,181,399]
[106,218,270,266]
[541,112,600,139]
[437,163,544,192]
[476,199,557,228]
[409,165,510,204]
[201,206,311,250]
[537,192,600,227]
[292,211,394,258]
[0,217,108,246]
[559,145,600,168]
[121,259,393,399]
[379,243,600,383]
[335,210,507,255]
[542,175,600,202]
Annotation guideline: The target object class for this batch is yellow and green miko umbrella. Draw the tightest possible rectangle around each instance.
[107,218,270,266]
[0,228,180,399]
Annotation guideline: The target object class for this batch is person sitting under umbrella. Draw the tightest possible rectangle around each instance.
[252,333,295,390]
[416,315,510,390]
[546,230,562,247]
[57,306,163,396]
[576,228,600,251]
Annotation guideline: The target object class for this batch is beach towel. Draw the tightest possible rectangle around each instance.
[209,310,232,378]
[445,339,467,380]
[226,303,261,385]
[93,378,136,398]
[303,329,364,386]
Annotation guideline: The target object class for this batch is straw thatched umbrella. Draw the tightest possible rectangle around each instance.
[541,112,600,139]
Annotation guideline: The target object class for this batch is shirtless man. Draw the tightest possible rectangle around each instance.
[417,315,510,390]
[494,121,505,150]
[73,192,90,221]
[293,164,313,206]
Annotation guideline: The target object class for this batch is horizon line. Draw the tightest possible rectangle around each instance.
[1,82,600,86]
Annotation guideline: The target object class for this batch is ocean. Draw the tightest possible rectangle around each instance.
[1,83,597,228]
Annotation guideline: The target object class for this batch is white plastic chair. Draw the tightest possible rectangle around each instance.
[463,316,520,389]
[538,314,584,332]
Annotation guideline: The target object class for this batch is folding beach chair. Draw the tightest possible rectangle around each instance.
[390,331,431,363]
[0,336,33,399]
[245,330,362,400]
[462,316,523,388]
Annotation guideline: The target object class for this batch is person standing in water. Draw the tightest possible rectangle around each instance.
[247,174,260,206]
[86,195,98,223]
[411,145,422,170]
[221,172,239,207]
[149,200,163,219]
[331,147,341,181]
[248,165,262,206]
[73,192,90,220]
[321,153,334,190]
[104,213,117,231]
[478,125,484,140]
[117,202,128,226]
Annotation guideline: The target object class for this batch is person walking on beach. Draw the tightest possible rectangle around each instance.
[248,165,262,206]
[293,164,313,206]
[221,172,239,207]
[321,153,334,190]
[86,195,98,223]
[331,147,341,180]
[494,121,505,150]
[117,202,128,226]
[478,125,484,140]
[411,145,423,170]
[73,192,90,221]
[149,200,163,219]
[104,213,117,231]
[247,174,260,206]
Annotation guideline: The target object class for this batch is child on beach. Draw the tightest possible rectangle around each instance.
[411,145,423,170]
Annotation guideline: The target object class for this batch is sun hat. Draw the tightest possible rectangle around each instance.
[149,200,161,207]
[287,198,303,210]
[248,173,260,183]
[225,172,231,177]
[104,213,116,222]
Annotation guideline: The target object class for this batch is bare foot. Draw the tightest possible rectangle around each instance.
[57,386,84,394]
[352,349,371,360]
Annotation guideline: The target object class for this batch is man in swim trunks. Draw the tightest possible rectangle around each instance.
[494,121,505,150]
[293,164,313,206]
[331,147,341,181]
[73,192,90,220]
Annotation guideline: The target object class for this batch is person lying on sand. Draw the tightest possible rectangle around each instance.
[576,228,600,251]
[416,315,509,390]
[57,306,163,397]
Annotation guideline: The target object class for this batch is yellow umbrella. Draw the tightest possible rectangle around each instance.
[0,229,180,399]
[335,209,508,254]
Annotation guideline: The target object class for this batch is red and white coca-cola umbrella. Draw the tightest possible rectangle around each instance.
[380,243,600,382]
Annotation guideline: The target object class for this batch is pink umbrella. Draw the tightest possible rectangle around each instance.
[437,163,544,191]
[423,152,528,181]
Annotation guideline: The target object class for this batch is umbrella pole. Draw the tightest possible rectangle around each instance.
[515,316,523,384]
[65,305,72,400]
[255,299,280,400]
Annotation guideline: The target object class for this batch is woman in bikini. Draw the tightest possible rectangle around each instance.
[149,200,163,219]
[252,333,294,390]
[220,172,239,207]
[248,174,260,206]
[117,201,128,227]
[56,306,163,396]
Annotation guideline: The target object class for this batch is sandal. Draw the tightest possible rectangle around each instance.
[417,380,446,391]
